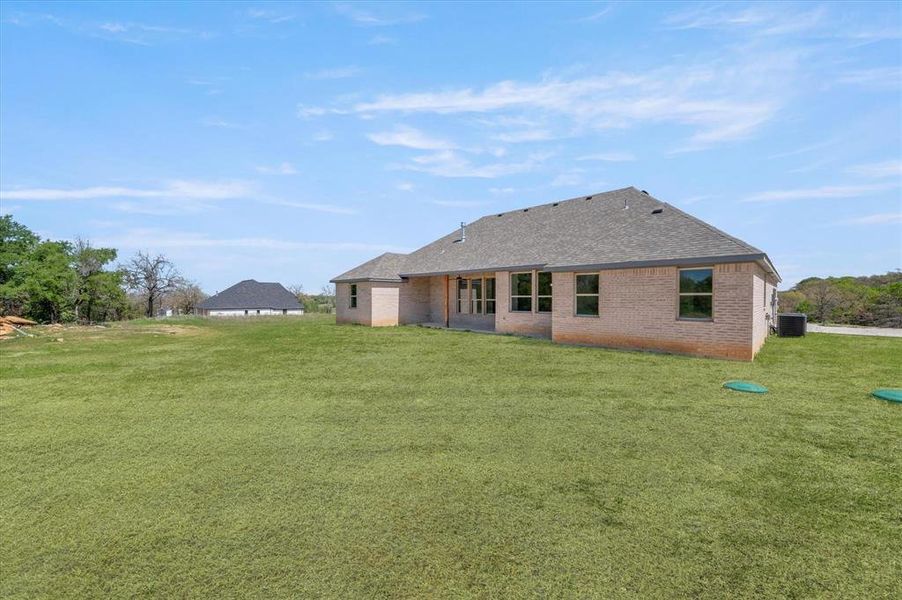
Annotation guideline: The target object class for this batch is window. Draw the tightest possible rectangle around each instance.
[283,309,287,315]
[244,310,248,316]
[575,274,599,316]
[485,277,496,314]
[537,272,552,312]
[457,278,469,313]
[471,277,483,314]
[349,284,358,309]
[678,268,713,319]
[256,309,260,315]
[510,272,532,312]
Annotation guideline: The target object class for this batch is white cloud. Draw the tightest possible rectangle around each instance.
[297,105,329,118]
[844,212,902,225]
[577,152,635,162]
[743,183,898,202]
[492,129,554,143]
[835,67,902,90]
[846,160,902,179]
[245,8,296,24]
[255,162,298,175]
[200,116,245,129]
[97,228,405,253]
[396,182,415,191]
[664,4,825,36]
[304,66,361,80]
[333,3,425,27]
[0,180,251,201]
[489,187,516,194]
[368,34,397,45]
[767,139,837,159]
[367,125,455,150]
[404,150,544,179]
[262,199,358,215]
[329,67,784,150]
[575,6,614,23]
[551,171,585,187]
[312,130,334,142]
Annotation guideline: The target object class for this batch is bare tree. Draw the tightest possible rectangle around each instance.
[807,280,840,324]
[320,284,335,297]
[287,284,305,300]
[121,252,182,317]
[169,280,207,315]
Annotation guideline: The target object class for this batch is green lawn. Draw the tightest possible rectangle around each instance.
[1,316,900,598]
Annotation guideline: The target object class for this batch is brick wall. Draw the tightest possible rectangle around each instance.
[752,266,777,355]
[338,262,769,360]
[336,282,372,326]
[551,264,757,360]
[370,284,401,326]
[495,270,553,337]
[399,277,431,325]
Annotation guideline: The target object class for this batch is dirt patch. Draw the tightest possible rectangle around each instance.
[134,325,205,336]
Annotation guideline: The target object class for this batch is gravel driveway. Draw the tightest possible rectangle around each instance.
[807,324,902,338]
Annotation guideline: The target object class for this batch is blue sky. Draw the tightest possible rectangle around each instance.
[1,1,900,292]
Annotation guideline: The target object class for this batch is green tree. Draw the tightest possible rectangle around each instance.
[0,216,40,314]
[71,238,124,323]
[0,215,39,284]
[16,240,77,323]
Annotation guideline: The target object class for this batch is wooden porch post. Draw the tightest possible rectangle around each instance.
[443,275,450,327]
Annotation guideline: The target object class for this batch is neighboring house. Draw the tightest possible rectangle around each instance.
[332,187,780,360]
[196,280,304,317]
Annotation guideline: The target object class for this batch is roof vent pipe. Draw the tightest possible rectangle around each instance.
[454,221,466,243]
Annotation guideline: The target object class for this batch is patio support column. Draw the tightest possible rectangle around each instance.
[443,275,450,327]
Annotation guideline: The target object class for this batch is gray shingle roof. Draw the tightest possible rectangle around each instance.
[332,187,778,283]
[197,280,303,310]
[331,252,408,283]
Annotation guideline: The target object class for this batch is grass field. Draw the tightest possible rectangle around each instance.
[1,316,900,598]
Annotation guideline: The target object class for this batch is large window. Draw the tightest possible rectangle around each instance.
[537,272,552,312]
[455,276,495,315]
[678,268,713,319]
[575,274,599,316]
[349,284,358,309]
[471,277,483,314]
[486,277,496,314]
[457,278,469,314]
[510,272,532,312]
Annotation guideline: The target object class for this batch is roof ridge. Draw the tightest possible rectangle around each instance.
[473,186,635,223]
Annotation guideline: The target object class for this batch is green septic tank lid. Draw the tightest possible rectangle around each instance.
[872,389,902,403]
[723,380,768,394]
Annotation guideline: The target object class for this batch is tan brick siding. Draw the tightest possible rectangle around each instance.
[495,270,552,337]
[336,282,372,326]
[399,277,431,325]
[427,276,445,323]
[370,285,400,326]
[337,261,768,360]
[551,264,757,360]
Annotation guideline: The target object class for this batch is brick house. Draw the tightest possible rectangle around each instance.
[331,187,779,360]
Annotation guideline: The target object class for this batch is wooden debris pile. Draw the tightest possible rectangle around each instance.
[0,316,38,338]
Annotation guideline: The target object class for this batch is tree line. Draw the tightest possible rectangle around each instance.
[778,271,902,327]
[0,215,205,322]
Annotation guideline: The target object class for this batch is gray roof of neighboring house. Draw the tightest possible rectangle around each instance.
[332,187,779,283]
[197,280,303,310]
